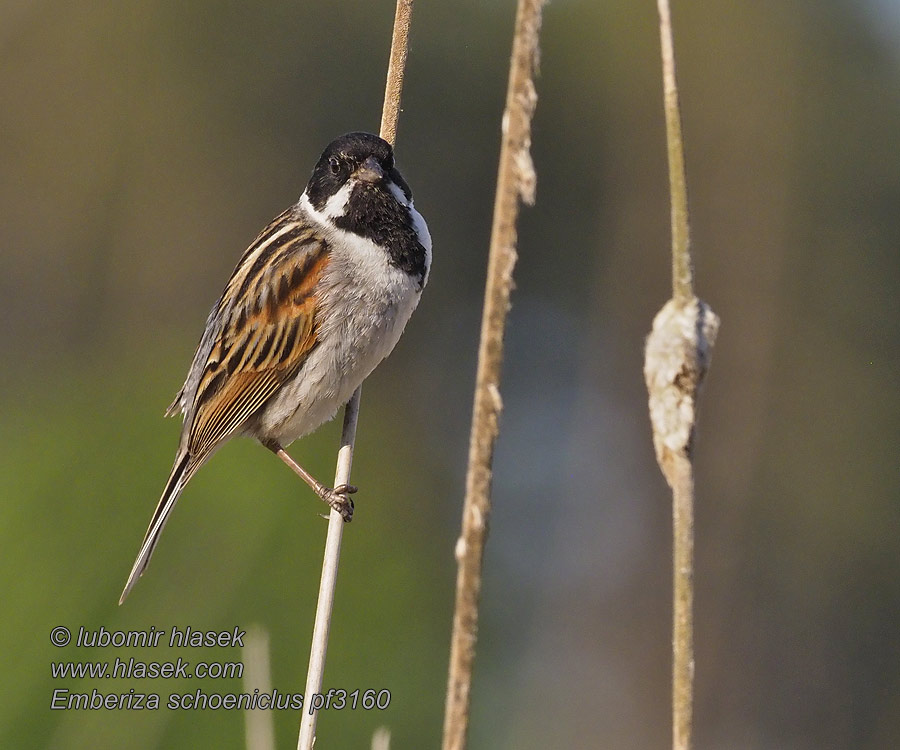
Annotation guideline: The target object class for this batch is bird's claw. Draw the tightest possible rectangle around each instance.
[321,487,354,522]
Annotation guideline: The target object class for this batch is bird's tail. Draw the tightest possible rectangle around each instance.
[119,452,198,604]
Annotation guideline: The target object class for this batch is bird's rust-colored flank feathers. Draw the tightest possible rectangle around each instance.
[188,212,330,456]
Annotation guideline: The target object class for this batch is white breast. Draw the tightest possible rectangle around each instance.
[256,197,427,446]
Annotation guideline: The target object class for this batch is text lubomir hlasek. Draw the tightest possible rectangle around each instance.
[74,626,245,648]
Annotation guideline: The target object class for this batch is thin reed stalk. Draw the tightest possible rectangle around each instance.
[645,4,720,750]
[243,625,276,750]
[296,3,415,748]
[441,2,545,748]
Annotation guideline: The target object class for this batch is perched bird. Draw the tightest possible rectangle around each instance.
[119,132,431,604]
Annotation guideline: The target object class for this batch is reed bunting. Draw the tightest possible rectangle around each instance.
[120,132,431,603]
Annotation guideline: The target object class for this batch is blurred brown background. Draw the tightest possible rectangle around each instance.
[2,1,899,748]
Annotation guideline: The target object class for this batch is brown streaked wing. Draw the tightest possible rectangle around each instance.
[186,234,330,456]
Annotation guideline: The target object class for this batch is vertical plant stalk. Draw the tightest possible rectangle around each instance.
[380,0,413,147]
[657,0,693,304]
[646,4,719,750]
[371,727,392,750]
[243,625,276,750]
[441,2,544,749]
[296,3,414,749]
[296,396,360,750]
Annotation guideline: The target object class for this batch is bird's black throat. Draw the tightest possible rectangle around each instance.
[335,182,428,286]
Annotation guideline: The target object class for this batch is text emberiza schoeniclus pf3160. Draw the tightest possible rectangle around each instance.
[120,132,431,603]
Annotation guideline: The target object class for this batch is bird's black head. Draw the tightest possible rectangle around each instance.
[302,132,428,282]
[304,132,412,211]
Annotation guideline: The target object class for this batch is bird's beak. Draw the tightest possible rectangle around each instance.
[355,156,384,184]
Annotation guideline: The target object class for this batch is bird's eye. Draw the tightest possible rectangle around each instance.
[328,157,341,176]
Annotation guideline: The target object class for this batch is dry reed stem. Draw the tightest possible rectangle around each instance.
[296,396,361,750]
[380,0,413,146]
[296,3,415,748]
[243,625,276,750]
[646,4,720,750]
[371,726,391,750]
[657,0,693,304]
[644,300,718,750]
[441,2,544,748]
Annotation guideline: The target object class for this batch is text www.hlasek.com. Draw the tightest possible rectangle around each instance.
[51,657,243,680]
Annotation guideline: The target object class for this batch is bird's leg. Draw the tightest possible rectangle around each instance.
[265,442,356,522]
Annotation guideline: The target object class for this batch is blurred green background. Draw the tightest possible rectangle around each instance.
[2,1,899,748]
